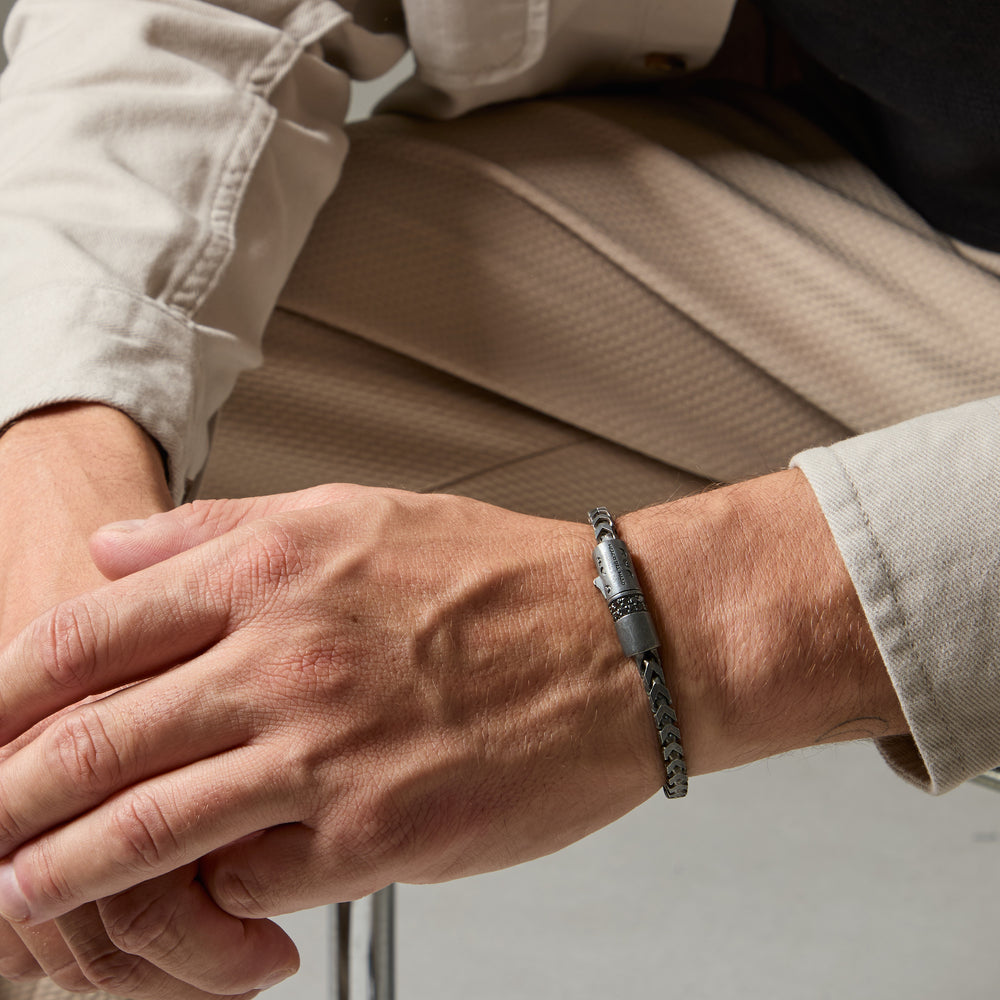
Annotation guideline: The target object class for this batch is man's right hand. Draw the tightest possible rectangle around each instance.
[0,403,296,998]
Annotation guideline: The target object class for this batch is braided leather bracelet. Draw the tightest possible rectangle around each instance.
[588,508,688,799]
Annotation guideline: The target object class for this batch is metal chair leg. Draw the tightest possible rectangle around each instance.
[331,886,395,1000]
[971,766,1000,791]
[369,885,395,1000]
[333,902,352,1000]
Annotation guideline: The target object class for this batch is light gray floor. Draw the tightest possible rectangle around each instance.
[267,741,1000,1000]
[4,7,999,999]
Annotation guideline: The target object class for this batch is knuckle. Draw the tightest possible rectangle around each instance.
[76,946,149,994]
[108,789,180,874]
[362,490,411,535]
[209,862,271,919]
[0,953,43,982]
[29,841,76,913]
[47,707,121,795]
[0,799,27,848]
[178,497,236,539]
[247,521,305,591]
[48,959,98,994]
[331,786,439,893]
[37,600,106,693]
[101,892,182,959]
[267,645,343,713]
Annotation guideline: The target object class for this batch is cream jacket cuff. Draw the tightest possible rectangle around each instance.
[793,397,1000,794]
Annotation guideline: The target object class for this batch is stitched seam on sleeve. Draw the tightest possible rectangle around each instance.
[165,10,343,317]
[165,96,277,316]
[162,32,300,315]
[267,0,351,58]
[834,452,971,783]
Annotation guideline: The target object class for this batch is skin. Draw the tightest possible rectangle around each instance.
[0,406,908,998]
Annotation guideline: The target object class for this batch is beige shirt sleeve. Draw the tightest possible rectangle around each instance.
[793,397,1000,794]
[0,0,406,499]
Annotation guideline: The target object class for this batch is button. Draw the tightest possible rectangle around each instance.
[643,52,689,74]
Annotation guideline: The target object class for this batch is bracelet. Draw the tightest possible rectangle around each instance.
[588,508,688,799]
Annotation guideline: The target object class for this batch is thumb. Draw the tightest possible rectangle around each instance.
[89,485,342,579]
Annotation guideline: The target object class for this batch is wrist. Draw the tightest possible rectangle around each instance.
[619,469,907,777]
[0,403,167,484]
[0,403,172,639]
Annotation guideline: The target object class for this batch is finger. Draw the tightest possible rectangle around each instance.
[0,919,45,985]
[0,663,252,858]
[0,698,85,767]
[56,899,266,1000]
[97,864,298,994]
[90,484,351,579]
[0,546,228,746]
[2,918,93,993]
[0,746,300,925]
[0,483,368,743]
[201,825,378,919]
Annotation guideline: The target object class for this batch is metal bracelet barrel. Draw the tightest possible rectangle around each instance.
[593,538,660,657]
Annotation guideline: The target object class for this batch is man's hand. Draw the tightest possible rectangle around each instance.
[0,484,667,921]
[0,469,908,941]
[0,404,295,998]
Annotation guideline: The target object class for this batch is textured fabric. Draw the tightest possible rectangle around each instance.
[794,399,1000,794]
[199,305,713,515]
[198,93,1000,798]
[298,94,1000,469]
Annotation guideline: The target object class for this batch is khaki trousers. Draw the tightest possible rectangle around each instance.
[201,85,1000,512]
[5,82,1000,1000]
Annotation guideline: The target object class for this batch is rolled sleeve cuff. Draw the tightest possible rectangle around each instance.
[792,397,1000,794]
[0,284,257,503]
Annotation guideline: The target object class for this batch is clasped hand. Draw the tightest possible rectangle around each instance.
[0,484,663,996]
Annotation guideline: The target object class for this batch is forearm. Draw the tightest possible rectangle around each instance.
[619,468,908,778]
[0,403,171,642]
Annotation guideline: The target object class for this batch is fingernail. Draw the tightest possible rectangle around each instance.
[0,863,30,922]
[96,519,148,534]
[256,967,296,990]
